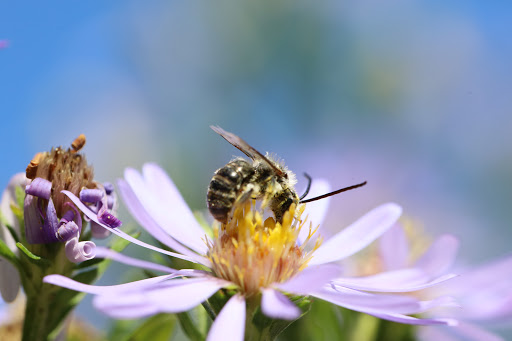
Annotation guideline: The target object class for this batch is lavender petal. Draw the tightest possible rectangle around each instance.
[79,188,103,203]
[370,312,457,326]
[124,164,209,254]
[90,222,111,239]
[310,203,402,265]
[23,194,41,244]
[65,237,96,263]
[25,177,51,200]
[56,221,79,242]
[415,234,459,278]
[261,288,301,320]
[25,196,60,244]
[207,294,246,341]
[94,247,177,273]
[94,277,227,318]
[44,274,175,295]
[117,179,204,262]
[61,190,211,266]
[333,271,458,293]
[275,264,343,294]
[379,223,409,271]
[311,286,420,315]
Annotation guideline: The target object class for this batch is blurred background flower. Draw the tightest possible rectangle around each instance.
[1,0,511,338]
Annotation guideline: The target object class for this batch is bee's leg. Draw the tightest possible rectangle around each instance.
[234,188,254,208]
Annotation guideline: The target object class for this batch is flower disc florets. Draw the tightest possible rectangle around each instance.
[207,201,321,296]
[25,134,94,217]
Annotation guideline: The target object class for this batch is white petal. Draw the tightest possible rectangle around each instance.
[207,294,246,341]
[310,203,402,265]
[261,288,301,320]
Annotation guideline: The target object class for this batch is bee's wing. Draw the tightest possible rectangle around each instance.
[211,125,284,176]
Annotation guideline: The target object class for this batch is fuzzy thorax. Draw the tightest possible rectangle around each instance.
[207,201,321,296]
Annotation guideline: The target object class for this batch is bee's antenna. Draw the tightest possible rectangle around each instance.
[299,173,312,200]
[300,181,367,204]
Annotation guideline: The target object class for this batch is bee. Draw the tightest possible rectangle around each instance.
[207,126,367,224]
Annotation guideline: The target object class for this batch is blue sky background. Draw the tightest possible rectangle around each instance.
[1,0,512,336]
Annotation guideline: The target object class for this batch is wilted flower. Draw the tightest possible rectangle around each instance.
[22,134,120,263]
[46,163,457,340]
[0,135,124,341]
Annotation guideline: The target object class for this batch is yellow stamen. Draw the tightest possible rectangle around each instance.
[207,200,321,296]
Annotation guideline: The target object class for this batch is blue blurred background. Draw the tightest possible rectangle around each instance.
[1,0,511,337]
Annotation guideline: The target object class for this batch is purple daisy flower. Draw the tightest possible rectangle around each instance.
[44,163,457,340]
[376,224,512,341]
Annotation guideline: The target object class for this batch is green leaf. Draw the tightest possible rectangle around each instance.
[9,203,23,223]
[16,242,50,267]
[126,314,177,341]
[177,311,205,341]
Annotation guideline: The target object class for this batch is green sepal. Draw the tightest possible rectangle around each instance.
[0,237,21,270]
[6,224,20,243]
[16,242,50,267]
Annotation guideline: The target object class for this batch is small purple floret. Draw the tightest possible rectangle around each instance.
[60,210,75,224]
[56,221,79,242]
[79,188,103,203]
[103,182,114,195]
[98,211,122,228]
[25,178,52,200]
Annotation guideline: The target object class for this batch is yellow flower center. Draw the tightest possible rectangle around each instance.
[207,201,322,296]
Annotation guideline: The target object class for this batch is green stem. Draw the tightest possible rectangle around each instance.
[177,312,204,341]
[244,296,272,341]
[20,244,73,341]
[202,300,217,321]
